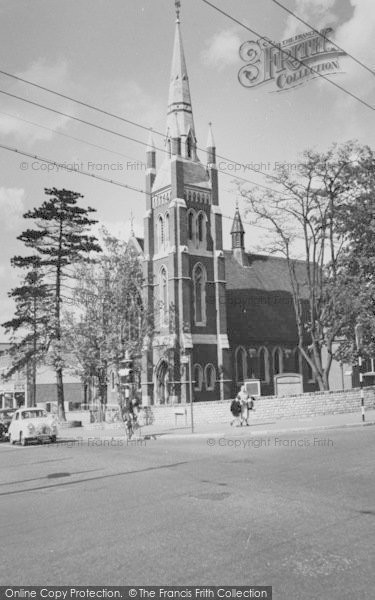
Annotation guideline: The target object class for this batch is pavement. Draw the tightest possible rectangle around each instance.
[59,408,375,441]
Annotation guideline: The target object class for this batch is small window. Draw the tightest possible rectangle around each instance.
[197,212,204,243]
[165,213,170,246]
[188,211,194,240]
[158,215,164,251]
[294,348,300,373]
[273,347,283,375]
[235,346,247,384]
[160,266,168,327]
[193,364,203,391]
[258,347,269,383]
[111,371,115,391]
[305,352,314,382]
[193,263,206,325]
[205,364,216,391]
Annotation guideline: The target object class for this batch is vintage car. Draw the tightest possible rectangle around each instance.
[0,408,16,439]
[8,408,58,446]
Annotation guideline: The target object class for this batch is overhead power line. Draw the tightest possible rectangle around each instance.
[0,88,292,197]
[0,88,154,153]
[0,142,286,238]
[270,0,375,78]
[0,67,297,190]
[200,0,375,113]
[0,109,149,165]
[0,142,148,195]
[0,68,156,136]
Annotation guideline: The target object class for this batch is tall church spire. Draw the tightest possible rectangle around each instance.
[167,1,197,158]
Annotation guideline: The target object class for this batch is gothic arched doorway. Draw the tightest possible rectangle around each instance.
[155,359,169,405]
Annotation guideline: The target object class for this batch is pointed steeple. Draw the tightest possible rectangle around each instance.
[206,122,216,165]
[167,1,197,158]
[231,202,245,249]
[231,203,247,266]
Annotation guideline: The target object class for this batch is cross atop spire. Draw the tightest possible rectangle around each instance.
[167,1,197,158]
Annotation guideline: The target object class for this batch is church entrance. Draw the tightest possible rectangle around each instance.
[155,360,169,404]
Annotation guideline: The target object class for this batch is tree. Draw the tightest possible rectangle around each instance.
[241,141,374,390]
[64,230,152,406]
[11,188,101,420]
[2,266,51,406]
[329,189,375,363]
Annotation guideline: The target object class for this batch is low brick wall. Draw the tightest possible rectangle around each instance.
[146,386,375,428]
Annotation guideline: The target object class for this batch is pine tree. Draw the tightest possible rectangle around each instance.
[11,188,101,420]
[2,267,51,406]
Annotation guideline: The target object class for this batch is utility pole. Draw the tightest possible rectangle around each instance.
[189,352,194,434]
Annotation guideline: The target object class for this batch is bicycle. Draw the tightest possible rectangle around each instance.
[123,411,140,440]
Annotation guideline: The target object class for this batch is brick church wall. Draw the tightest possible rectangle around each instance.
[144,386,375,428]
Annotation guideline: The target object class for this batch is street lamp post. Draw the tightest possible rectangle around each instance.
[355,323,365,423]
[188,352,194,434]
[181,352,194,433]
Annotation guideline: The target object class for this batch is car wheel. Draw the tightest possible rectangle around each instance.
[20,432,27,447]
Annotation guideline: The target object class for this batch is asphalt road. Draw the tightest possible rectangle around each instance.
[0,427,374,599]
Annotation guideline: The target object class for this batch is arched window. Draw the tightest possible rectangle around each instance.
[258,347,269,382]
[235,346,247,384]
[188,210,195,241]
[193,364,203,391]
[165,213,170,246]
[159,266,168,327]
[158,215,164,251]
[193,263,206,325]
[305,352,314,382]
[197,212,204,243]
[294,348,300,373]
[186,135,192,158]
[111,371,115,391]
[205,364,216,391]
[273,347,283,375]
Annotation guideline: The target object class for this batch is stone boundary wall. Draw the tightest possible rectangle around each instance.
[146,386,375,428]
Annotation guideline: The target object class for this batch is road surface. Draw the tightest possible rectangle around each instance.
[0,427,374,599]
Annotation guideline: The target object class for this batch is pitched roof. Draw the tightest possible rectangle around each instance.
[224,251,310,344]
[224,250,309,296]
[135,237,144,251]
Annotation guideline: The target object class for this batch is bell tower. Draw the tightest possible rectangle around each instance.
[141,1,231,405]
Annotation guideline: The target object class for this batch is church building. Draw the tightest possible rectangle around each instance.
[134,6,322,405]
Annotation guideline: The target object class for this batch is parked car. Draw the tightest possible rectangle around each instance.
[8,408,58,446]
[0,408,16,440]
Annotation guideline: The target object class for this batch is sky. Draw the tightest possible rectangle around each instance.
[0,0,374,339]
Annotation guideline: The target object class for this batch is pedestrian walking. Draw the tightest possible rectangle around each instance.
[237,385,249,426]
[230,396,242,427]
